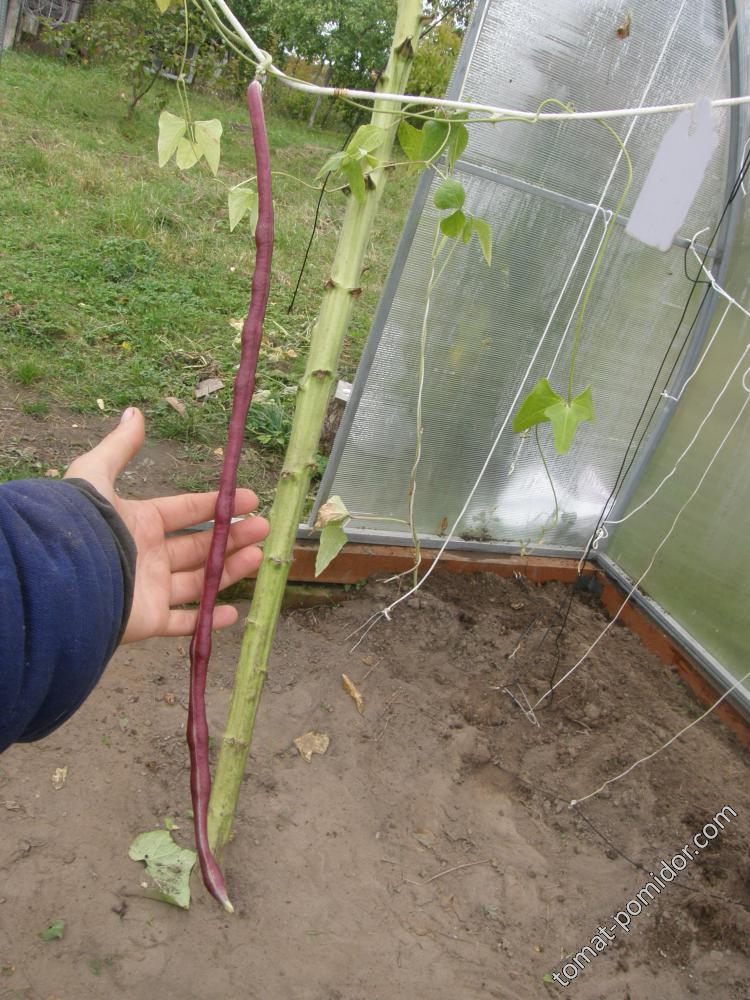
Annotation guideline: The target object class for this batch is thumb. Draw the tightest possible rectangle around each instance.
[65,407,146,495]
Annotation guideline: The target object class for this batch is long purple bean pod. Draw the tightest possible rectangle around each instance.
[187,80,273,913]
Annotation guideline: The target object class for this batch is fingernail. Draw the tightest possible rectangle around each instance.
[120,407,136,424]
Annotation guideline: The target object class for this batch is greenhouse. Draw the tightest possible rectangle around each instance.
[1,0,748,997]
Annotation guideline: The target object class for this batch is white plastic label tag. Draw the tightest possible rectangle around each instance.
[626,97,719,252]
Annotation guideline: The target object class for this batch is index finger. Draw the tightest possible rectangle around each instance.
[152,488,259,533]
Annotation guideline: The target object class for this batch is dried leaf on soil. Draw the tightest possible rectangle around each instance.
[51,767,67,790]
[342,674,364,714]
[195,377,225,399]
[164,396,186,416]
[293,731,330,762]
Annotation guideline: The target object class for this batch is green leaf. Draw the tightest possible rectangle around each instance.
[315,521,348,577]
[446,121,469,171]
[460,214,473,243]
[315,150,346,180]
[543,973,554,983]
[512,378,562,433]
[440,209,466,238]
[175,135,198,170]
[193,119,223,176]
[420,118,450,163]
[472,217,492,266]
[397,120,423,161]
[129,829,197,910]
[347,124,385,159]
[228,186,258,231]
[39,920,65,941]
[341,157,366,203]
[155,0,173,11]
[314,495,350,577]
[433,178,465,211]
[157,110,186,168]
[544,386,595,454]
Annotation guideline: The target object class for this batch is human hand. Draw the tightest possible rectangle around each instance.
[65,407,268,643]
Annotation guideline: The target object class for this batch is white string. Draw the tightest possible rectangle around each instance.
[351,0,688,629]
[599,241,750,530]
[606,321,747,527]
[209,0,749,124]
[571,668,750,807]
[218,0,745,120]
[547,207,612,377]
[535,366,750,710]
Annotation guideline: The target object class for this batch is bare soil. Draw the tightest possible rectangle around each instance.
[1,398,749,999]
[1,561,749,1000]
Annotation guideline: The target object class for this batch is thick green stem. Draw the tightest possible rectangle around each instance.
[208,0,423,853]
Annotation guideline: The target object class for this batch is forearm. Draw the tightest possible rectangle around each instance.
[0,479,135,751]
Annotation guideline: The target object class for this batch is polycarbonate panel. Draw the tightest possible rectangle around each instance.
[460,0,732,236]
[607,197,750,689]
[314,0,737,556]
[324,168,703,551]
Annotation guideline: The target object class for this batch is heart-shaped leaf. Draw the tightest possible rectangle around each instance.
[175,135,199,170]
[194,119,223,176]
[316,150,346,181]
[446,121,469,171]
[155,0,173,12]
[544,386,595,454]
[512,378,562,432]
[342,157,366,203]
[129,830,197,910]
[420,118,450,162]
[398,120,423,161]
[440,209,466,238]
[157,110,186,168]
[347,124,385,159]
[433,178,465,211]
[472,217,492,265]
[228,186,258,231]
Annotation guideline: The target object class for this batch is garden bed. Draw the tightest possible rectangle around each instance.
[1,569,748,999]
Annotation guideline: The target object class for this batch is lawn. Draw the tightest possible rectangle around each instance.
[0,51,416,492]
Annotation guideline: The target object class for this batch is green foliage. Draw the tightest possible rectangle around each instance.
[42,0,228,112]
[39,920,65,941]
[227,185,258,231]
[128,829,197,909]
[158,111,223,174]
[408,20,463,98]
[313,495,351,576]
[545,387,594,454]
[512,378,594,454]
[433,178,464,210]
[316,124,386,202]
[0,54,417,476]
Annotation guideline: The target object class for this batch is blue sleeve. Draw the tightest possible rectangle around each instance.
[0,479,136,753]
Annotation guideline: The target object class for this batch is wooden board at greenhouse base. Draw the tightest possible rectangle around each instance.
[0,570,748,999]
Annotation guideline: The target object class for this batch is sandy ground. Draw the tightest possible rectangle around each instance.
[1,566,748,1000]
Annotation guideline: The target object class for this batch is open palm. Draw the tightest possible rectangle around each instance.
[65,407,268,643]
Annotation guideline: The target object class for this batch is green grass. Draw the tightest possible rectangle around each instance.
[0,52,416,475]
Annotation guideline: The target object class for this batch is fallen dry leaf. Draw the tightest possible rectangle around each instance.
[164,395,186,416]
[342,673,364,715]
[52,766,68,790]
[195,377,224,399]
[44,469,60,478]
[293,731,330,762]
[96,398,105,411]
